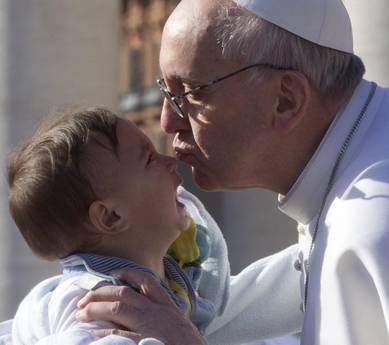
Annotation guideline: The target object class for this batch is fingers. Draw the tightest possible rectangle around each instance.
[90,328,142,343]
[111,268,175,306]
[76,299,139,328]
[77,284,146,309]
[75,268,186,342]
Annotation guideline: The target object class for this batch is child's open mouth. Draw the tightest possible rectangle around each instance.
[176,196,185,208]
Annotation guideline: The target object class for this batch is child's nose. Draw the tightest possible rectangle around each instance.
[162,155,178,172]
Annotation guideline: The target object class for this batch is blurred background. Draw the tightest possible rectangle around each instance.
[0,0,388,321]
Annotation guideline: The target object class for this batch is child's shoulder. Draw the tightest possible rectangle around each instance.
[15,274,83,315]
[13,274,88,338]
[14,274,70,318]
[12,274,133,344]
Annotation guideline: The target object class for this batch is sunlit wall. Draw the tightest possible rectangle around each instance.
[0,0,120,321]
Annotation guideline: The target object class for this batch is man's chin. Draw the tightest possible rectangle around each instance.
[192,168,222,192]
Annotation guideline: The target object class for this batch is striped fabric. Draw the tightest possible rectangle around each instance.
[60,253,214,333]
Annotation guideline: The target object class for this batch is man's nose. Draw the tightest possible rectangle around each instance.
[160,100,190,134]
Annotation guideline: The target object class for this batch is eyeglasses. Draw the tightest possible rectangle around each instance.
[156,62,289,118]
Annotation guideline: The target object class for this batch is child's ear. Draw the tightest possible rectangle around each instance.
[88,200,126,235]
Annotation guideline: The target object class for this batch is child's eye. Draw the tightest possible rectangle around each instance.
[146,152,155,166]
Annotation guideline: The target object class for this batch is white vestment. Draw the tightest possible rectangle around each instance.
[205,79,389,345]
[279,79,389,345]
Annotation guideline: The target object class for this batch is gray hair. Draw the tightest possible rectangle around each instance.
[216,5,365,100]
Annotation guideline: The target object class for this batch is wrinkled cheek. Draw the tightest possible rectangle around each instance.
[196,111,213,125]
[191,129,210,158]
[189,112,216,154]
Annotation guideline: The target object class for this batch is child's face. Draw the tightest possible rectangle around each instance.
[99,118,189,247]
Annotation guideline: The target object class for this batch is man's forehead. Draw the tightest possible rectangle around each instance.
[161,0,240,79]
[167,0,227,25]
[160,44,222,85]
[161,22,227,82]
[163,0,230,44]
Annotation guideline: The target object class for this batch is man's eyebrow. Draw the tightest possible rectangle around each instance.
[163,73,202,88]
[180,77,203,87]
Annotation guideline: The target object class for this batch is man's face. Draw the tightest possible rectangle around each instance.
[159,2,277,191]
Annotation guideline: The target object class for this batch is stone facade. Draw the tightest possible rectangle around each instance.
[0,0,120,320]
[119,0,179,153]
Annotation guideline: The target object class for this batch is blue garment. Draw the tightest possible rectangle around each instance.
[60,253,215,334]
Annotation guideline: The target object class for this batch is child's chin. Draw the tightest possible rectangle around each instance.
[176,198,185,208]
[177,213,191,232]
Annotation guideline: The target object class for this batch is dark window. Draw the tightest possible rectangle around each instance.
[128,49,143,93]
[121,0,129,14]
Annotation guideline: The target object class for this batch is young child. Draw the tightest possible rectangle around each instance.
[7,107,216,345]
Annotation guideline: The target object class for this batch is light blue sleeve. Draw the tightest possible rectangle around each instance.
[177,187,303,345]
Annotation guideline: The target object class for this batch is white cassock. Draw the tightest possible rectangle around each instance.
[204,79,389,345]
[279,79,389,345]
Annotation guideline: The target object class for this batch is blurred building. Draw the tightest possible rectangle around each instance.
[344,0,389,86]
[0,0,388,322]
[119,0,177,152]
[0,0,121,321]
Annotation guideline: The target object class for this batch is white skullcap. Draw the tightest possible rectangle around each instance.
[233,0,354,54]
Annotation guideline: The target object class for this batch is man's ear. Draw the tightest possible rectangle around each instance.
[88,200,127,235]
[272,71,310,132]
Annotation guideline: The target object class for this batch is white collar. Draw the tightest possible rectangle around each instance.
[278,80,375,224]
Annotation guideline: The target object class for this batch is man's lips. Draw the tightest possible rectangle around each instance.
[173,135,195,155]
[174,147,192,157]
[173,135,202,168]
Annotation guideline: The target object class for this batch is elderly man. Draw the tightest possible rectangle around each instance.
[75,0,389,344]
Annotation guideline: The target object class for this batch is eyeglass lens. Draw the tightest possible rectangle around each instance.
[158,80,185,118]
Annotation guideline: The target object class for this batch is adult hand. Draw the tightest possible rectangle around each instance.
[75,268,206,345]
